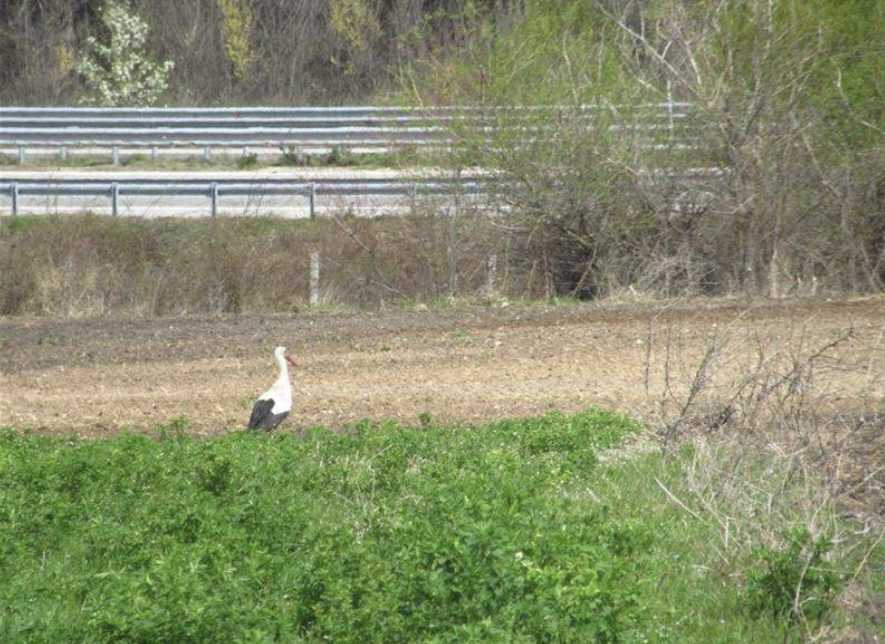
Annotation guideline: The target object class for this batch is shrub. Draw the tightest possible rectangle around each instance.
[745,527,843,625]
[405,0,885,299]
[76,1,174,106]
[0,214,508,317]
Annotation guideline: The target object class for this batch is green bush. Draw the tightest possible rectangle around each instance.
[745,527,844,625]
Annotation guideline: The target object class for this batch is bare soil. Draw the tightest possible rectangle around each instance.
[2,296,883,439]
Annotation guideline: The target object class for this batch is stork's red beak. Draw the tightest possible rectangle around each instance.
[286,355,298,368]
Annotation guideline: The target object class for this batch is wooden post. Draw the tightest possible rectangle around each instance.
[447,204,458,296]
[769,242,781,299]
[486,254,497,296]
[309,251,320,306]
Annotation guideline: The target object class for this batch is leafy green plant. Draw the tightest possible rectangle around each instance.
[417,411,433,428]
[155,416,190,441]
[325,145,354,166]
[0,410,648,642]
[195,454,233,497]
[745,527,844,624]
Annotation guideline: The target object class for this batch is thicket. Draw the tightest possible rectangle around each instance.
[2,409,875,641]
[0,0,512,105]
[406,0,885,299]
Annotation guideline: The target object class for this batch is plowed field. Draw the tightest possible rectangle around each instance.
[2,297,883,438]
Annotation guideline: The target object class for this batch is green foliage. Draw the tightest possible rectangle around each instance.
[1,409,873,641]
[76,1,174,106]
[1,410,647,642]
[402,0,642,107]
[155,416,190,441]
[804,0,885,146]
[217,0,255,82]
[673,0,884,148]
[330,0,381,54]
[325,145,355,166]
[745,527,843,624]
[399,0,884,299]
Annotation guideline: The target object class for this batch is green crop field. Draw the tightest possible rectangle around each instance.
[2,409,876,642]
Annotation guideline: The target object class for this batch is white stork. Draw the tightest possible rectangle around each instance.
[247,346,298,431]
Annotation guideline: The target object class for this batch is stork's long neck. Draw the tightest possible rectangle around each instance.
[274,354,290,388]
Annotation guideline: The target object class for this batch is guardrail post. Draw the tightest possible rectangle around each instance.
[17,146,25,165]
[150,146,158,162]
[111,182,119,217]
[59,146,67,162]
[10,182,18,217]
[309,182,316,219]
[112,146,120,166]
[666,80,675,143]
[203,146,211,162]
[309,251,320,306]
[210,182,218,218]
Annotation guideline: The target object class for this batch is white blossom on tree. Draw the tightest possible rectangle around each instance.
[76,1,174,106]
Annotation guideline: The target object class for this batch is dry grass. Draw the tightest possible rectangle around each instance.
[0,212,507,317]
[636,307,884,638]
[641,307,884,517]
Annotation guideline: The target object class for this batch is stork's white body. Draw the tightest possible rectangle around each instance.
[259,348,293,413]
[247,346,296,431]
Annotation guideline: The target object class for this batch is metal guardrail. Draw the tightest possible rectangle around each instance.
[0,103,694,163]
[0,176,486,218]
[0,169,720,219]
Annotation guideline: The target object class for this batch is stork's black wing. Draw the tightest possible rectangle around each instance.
[247,399,275,430]
[247,399,290,431]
